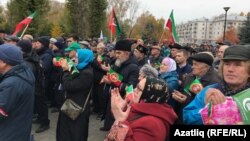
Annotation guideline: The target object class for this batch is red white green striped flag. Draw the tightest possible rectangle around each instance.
[108,8,121,36]
[166,10,179,44]
[107,68,123,86]
[125,85,134,102]
[12,12,37,36]
[54,56,63,67]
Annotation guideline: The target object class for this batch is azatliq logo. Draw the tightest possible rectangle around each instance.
[243,98,250,111]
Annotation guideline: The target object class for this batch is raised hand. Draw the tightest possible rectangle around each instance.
[111,88,130,122]
[205,88,226,105]
[60,58,69,71]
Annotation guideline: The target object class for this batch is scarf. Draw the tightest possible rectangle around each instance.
[76,49,94,70]
[161,57,176,72]
[140,77,170,103]
[217,81,250,96]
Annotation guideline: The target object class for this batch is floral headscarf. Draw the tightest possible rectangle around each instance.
[140,77,170,103]
[162,57,176,72]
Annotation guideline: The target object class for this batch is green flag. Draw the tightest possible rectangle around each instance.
[53,57,79,77]
[108,8,121,36]
[166,10,179,43]
[232,88,250,124]
[184,78,203,94]
[125,85,134,102]
[107,68,123,86]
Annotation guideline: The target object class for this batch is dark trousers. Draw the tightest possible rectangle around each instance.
[102,84,114,129]
[92,82,105,114]
[56,103,90,141]
[34,95,50,125]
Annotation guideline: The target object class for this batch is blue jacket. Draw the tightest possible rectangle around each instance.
[159,71,179,93]
[159,71,179,108]
[182,84,218,125]
[0,64,35,141]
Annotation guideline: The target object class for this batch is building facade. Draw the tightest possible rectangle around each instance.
[176,14,246,44]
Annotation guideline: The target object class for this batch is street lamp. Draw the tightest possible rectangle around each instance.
[223,7,230,41]
[204,18,208,42]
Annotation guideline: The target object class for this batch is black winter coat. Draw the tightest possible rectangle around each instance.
[56,65,93,141]
[113,55,139,97]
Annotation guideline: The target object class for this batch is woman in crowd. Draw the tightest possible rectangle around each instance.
[105,77,177,141]
[159,57,179,93]
[183,46,250,124]
[159,57,179,108]
[138,64,158,81]
[56,49,94,141]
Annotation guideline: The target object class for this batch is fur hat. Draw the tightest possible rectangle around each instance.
[38,36,50,47]
[169,43,182,49]
[17,40,32,54]
[0,44,23,66]
[114,40,132,52]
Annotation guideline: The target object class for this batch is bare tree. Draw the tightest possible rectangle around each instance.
[107,0,129,22]
[107,0,140,38]
[127,0,139,37]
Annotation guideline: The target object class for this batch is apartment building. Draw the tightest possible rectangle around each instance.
[176,14,246,44]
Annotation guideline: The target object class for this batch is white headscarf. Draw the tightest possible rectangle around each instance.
[162,57,176,72]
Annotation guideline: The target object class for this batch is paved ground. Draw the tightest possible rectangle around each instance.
[31,108,107,141]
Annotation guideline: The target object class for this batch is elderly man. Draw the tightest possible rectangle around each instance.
[172,52,221,124]
[100,39,139,131]
[133,44,148,68]
[149,42,163,70]
[0,44,35,141]
[183,45,250,124]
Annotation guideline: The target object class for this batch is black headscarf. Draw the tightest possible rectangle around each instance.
[140,77,170,103]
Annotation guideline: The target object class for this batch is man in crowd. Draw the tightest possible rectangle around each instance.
[175,49,192,85]
[66,34,79,46]
[0,44,35,141]
[133,44,148,68]
[100,39,139,131]
[32,36,53,133]
[149,42,163,70]
[213,44,229,70]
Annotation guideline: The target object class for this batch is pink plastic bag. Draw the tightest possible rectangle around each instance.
[200,97,243,125]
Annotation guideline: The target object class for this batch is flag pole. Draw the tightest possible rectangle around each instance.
[159,29,166,43]
[19,24,30,38]
[110,32,112,43]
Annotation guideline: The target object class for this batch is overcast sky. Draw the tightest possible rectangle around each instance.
[1,0,250,24]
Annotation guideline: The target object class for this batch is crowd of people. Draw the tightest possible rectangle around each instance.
[0,29,249,141]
